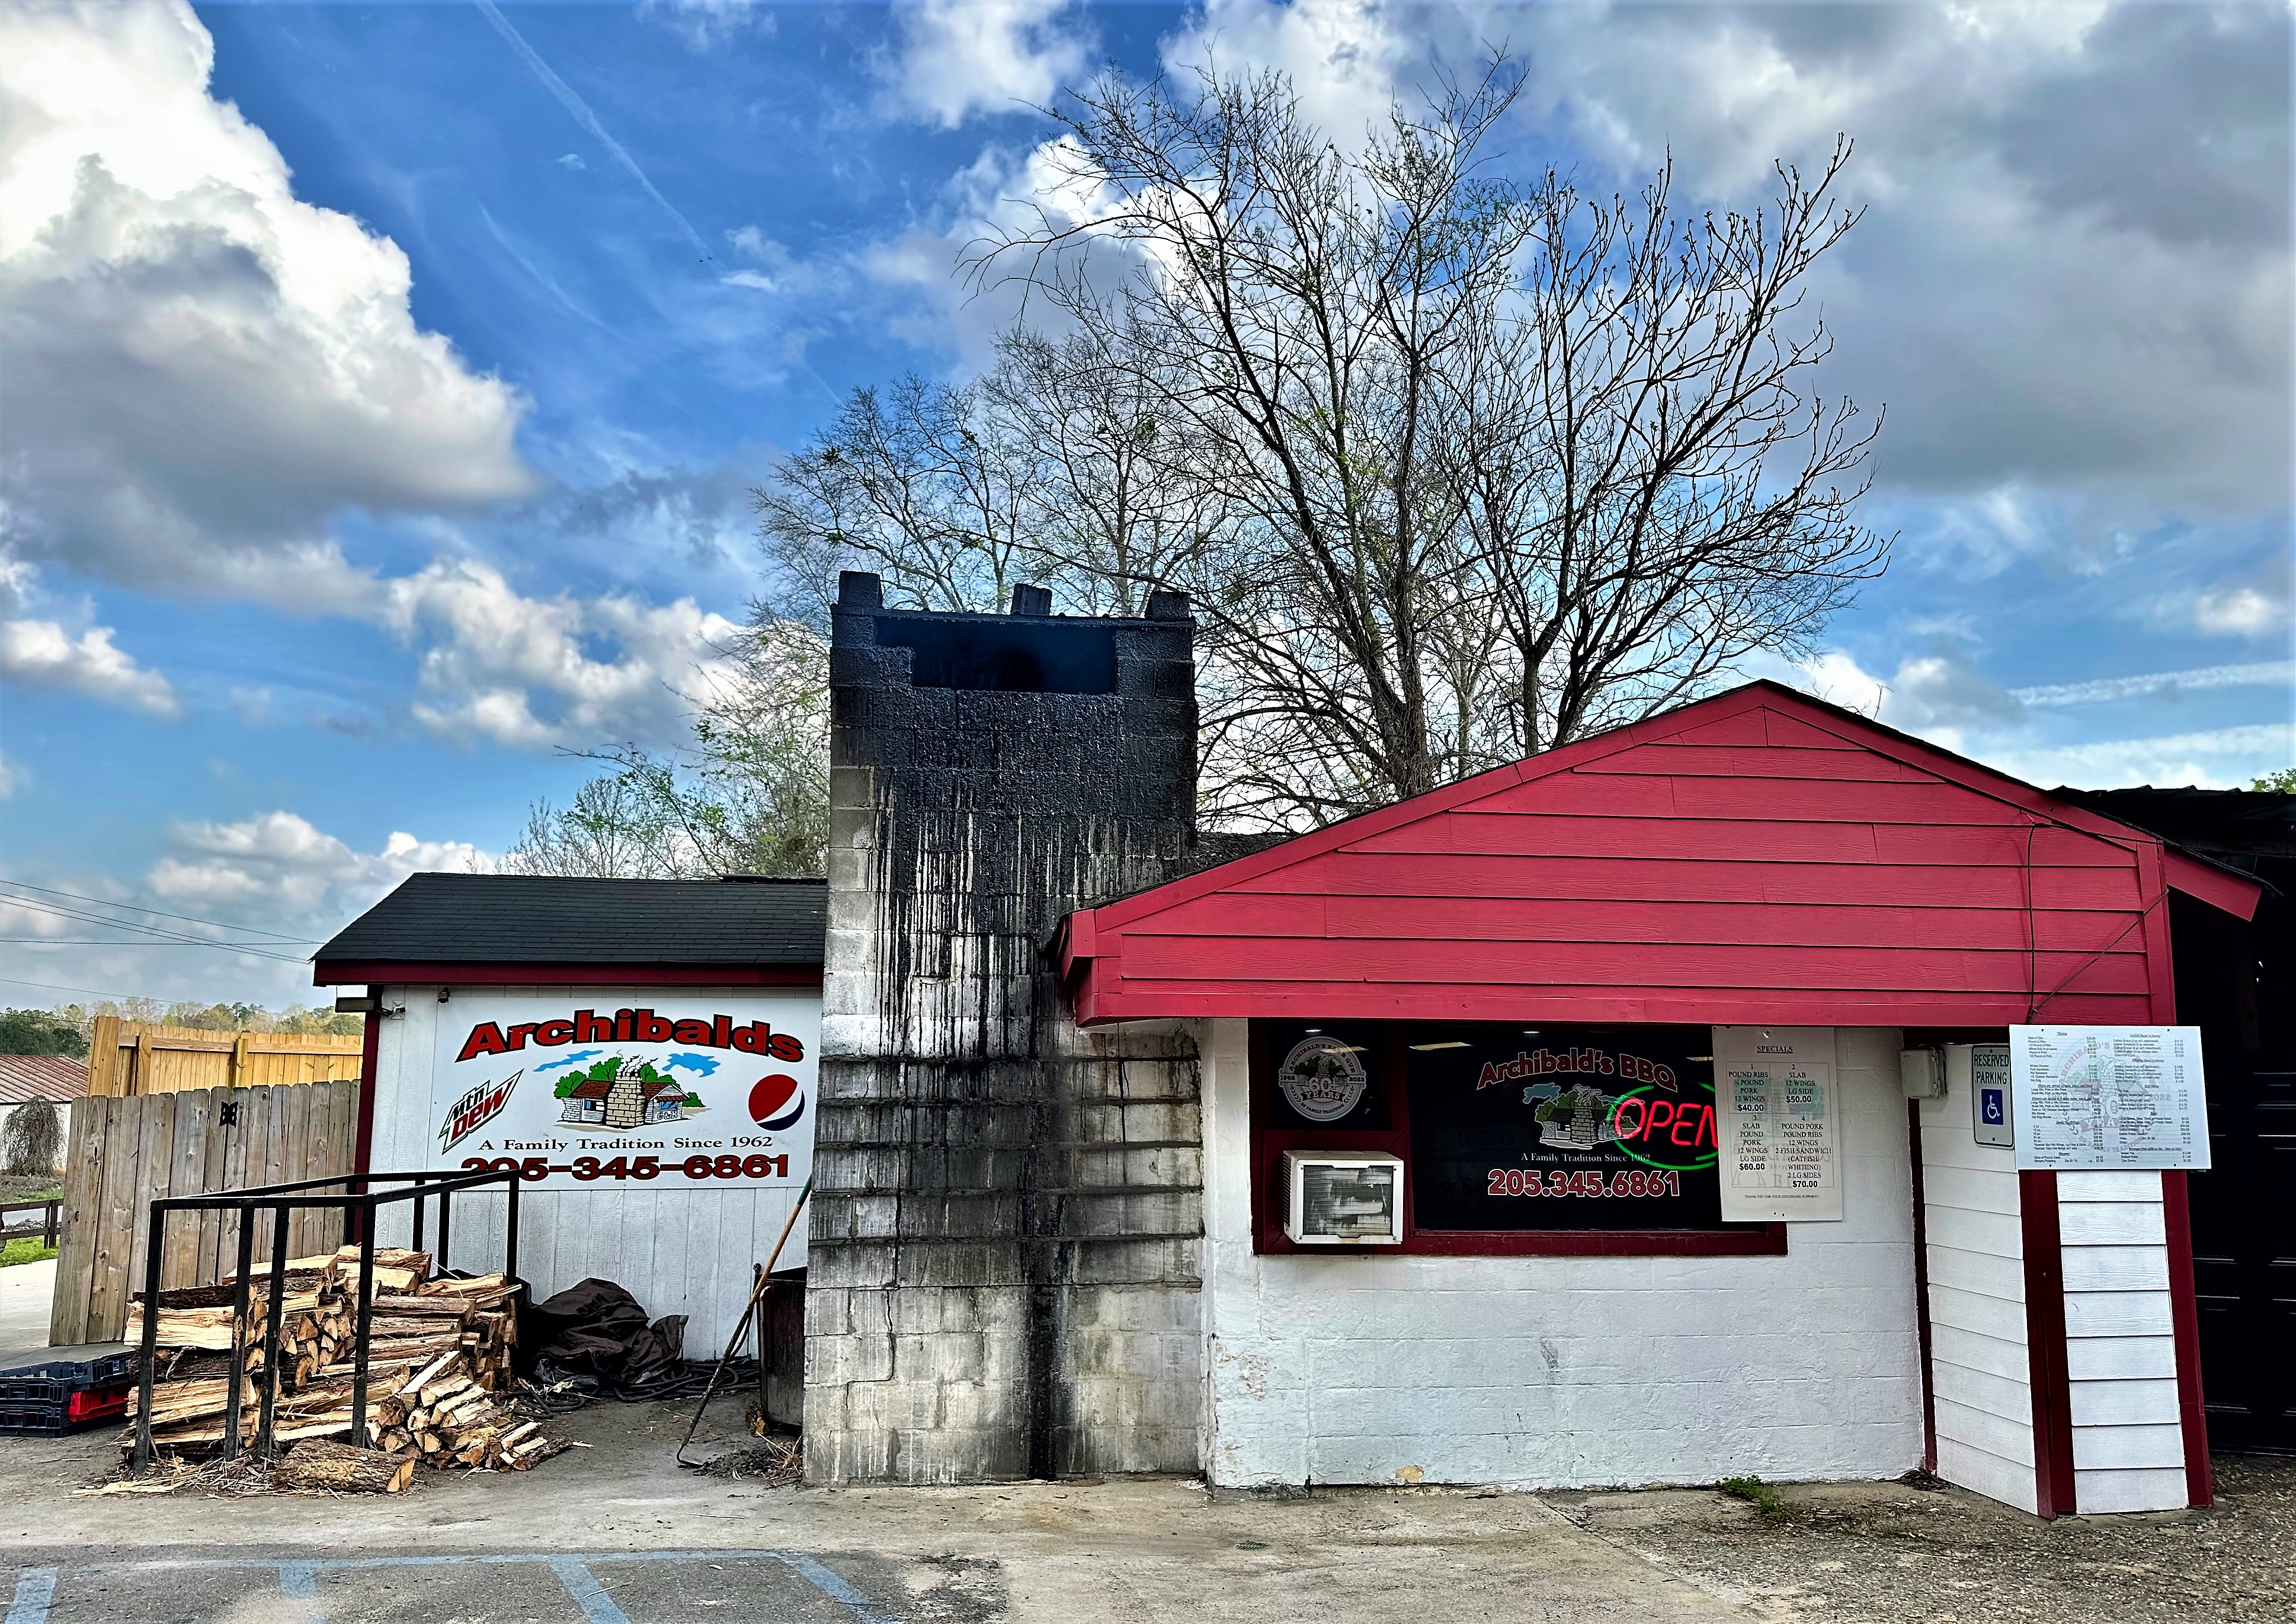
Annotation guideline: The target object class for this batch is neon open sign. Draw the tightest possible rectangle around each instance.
[1607,1086,1719,1171]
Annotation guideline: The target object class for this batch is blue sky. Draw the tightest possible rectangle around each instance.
[1,0,2289,1010]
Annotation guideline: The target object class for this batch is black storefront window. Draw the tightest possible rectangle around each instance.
[1249,1018,1780,1254]
[1404,1024,1731,1232]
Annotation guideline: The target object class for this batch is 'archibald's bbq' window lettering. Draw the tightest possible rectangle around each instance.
[455,1008,804,1065]
[1405,1024,1734,1232]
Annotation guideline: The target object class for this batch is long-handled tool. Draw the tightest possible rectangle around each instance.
[675,1177,811,1468]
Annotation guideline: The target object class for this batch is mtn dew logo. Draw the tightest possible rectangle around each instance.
[439,1070,521,1152]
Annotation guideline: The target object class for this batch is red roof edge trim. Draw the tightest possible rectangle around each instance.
[2161,849,2261,921]
[313,960,822,988]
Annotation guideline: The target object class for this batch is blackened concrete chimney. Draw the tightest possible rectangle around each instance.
[805,575,1204,1483]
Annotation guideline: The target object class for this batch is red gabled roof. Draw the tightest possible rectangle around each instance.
[1059,680,2263,1028]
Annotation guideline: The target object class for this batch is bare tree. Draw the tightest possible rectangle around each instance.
[1,1098,62,1177]
[972,58,1888,825]
[506,618,831,878]
[761,53,1889,830]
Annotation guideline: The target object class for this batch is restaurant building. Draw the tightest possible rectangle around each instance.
[322,579,2267,1517]
[805,577,2260,1517]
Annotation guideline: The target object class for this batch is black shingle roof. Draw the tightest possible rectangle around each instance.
[313,873,826,970]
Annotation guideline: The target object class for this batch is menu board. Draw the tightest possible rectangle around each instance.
[1404,1025,1729,1231]
[2009,1025,2211,1171]
[1712,1027,1843,1222]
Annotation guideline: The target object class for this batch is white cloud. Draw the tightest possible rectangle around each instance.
[2012,661,2295,709]
[0,812,495,1008]
[1494,1,2292,523]
[1161,0,1409,146]
[2192,588,2288,637]
[146,811,492,917]
[376,558,743,750]
[639,0,771,53]
[1134,1,2289,533]
[1965,724,2294,792]
[0,0,533,607]
[878,0,1089,128]
[0,616,180,717]
[0,749,21,799]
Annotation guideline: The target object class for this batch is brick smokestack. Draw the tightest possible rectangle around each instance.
[805,573,1205,1483]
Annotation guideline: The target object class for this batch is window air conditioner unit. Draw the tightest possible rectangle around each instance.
[1283,1151,1405,1246]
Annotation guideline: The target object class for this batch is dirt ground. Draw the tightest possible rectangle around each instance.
[1551,1455,2296,1623]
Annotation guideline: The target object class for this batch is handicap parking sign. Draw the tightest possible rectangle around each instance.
[1972,1048,2013,1148]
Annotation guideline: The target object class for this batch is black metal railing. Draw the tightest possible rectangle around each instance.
[128,1165,523,1472]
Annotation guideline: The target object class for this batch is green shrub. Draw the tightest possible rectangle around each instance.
[1718,1475,1789,1522]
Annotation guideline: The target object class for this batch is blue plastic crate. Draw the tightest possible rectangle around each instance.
[0,1397,73,1436]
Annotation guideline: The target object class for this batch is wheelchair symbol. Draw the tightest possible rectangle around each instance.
[1980,1088,2006,1125]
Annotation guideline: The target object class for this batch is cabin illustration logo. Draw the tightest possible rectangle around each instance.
[550,1055,708,1132]
[439,1070,521,1152]
[1522,1081,1621,1151]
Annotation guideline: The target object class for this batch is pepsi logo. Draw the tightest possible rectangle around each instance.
[748,1073,805,1131]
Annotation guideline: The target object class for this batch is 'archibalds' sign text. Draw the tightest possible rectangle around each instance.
[456,1007,804,1064]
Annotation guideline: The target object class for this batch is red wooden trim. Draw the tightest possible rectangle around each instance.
[1907,1100,1938,1474]
[2160,1170,2214,1507]
[314,961,821,988]
[2161,849,2263,921]
[2135,845,2179,1025]
[1078,985,2150,1029]
[2019,1170,2078,1519]
[350,985,382,1242]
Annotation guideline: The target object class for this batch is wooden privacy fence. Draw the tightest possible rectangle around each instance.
[49,1080,360,1346]
[86,1018,364,1097]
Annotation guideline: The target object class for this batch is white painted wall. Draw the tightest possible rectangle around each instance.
[1917,1060,2036,1514]
[2058,1170,2185,1514]
[1199,1020,1923,1490]
[369,985,813,1353]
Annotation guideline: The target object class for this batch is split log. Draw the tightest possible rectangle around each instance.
[274,1440,414,1494]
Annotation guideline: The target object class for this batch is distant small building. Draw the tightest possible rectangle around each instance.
[0,1054,88,1173]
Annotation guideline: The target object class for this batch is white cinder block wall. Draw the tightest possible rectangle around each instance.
[1198,1020,1923,1488]
[367,985,812,1352]
[1917,1064,2036,1513]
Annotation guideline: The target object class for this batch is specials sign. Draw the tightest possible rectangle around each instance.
[429,991,817,1194]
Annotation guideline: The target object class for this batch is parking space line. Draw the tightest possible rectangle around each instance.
[277,1561,324,1624]
[4,1568,56,1624]
[18,1550,904,1623]
[546,1557,632,1624]
[778,1553,898,1624]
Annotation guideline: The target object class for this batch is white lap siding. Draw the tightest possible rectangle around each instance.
[2057,1171,2186,1513]
[1199,1020,1923,1490]
[1917,1064,2036,1514]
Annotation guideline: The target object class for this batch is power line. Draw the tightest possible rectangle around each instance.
[0,880,318,942]
[0,897,310,964]
[0,940,315,952]
[0,974,156,1001]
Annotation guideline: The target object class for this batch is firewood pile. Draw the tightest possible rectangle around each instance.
[123,1245,565,1485]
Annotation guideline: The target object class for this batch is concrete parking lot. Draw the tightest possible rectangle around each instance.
[2,1394,2288,1622]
